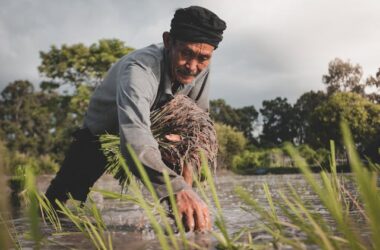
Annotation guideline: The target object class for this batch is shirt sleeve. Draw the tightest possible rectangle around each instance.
[116,63,190,198]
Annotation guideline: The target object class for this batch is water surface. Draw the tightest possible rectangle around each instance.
[12,172,361,249]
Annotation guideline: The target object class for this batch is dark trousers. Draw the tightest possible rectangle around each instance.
[45,128,108,207]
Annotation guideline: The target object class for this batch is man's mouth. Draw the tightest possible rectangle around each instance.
[177,68,198,78]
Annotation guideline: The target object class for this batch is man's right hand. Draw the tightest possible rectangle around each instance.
[175,188,211,232]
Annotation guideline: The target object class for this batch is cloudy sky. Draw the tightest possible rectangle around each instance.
[1,0,380,108]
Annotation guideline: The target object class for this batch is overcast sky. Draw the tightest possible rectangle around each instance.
[1,0,380,108]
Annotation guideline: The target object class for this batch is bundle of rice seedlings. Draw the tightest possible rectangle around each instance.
[100,94,218,189]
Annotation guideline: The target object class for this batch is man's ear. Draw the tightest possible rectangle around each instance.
[162,32,171,49]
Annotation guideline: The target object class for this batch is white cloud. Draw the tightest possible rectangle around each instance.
[1,0,379,109]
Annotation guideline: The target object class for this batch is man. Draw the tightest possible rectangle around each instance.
[45,6,226,232]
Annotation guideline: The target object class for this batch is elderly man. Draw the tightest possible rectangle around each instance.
[45,6,226,232]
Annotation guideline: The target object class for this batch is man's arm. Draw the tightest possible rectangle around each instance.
[116,63,211,231]
[116,63,189,197]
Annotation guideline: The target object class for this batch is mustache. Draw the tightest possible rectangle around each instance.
[176,68,198,77]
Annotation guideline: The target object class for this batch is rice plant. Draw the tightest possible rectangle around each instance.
[234,121,380,250]
[100,94,218,189]
[0,147,18,249]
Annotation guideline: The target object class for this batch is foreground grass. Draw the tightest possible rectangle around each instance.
[1,122,379,249]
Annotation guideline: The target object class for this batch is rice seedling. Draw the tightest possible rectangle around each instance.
[234,121,379,250]
[0,147,15,249]
[341,121,380,249]
[10,93,375,250]
[24,167,43,249]
[100,94,218,189]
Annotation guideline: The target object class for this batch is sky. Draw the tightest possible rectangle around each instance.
[1,0,380,109]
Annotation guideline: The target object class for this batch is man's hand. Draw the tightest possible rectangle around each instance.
[165,134,210,231]
[175,189,211,232]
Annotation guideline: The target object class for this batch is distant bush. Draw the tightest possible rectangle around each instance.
[232,150,262,170]
[232,148,292,170]
[0,139,10,173]
[215,123,247,169]
[232,144,331,170]
[9,152,59,176]
[298,144,329,167]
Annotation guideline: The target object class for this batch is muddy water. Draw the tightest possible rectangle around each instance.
[12,172,359,249]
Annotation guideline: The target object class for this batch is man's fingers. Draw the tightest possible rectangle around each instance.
[165,134,182,142]
[175,189,210,232]
[194,206,206,231]
[204,208,211,230]
[184,210,195,232]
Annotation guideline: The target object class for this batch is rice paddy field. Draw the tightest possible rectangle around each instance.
[7,172,369,250]
[1,123,379,250]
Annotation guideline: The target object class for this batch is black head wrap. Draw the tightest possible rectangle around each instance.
[170,6,227,49]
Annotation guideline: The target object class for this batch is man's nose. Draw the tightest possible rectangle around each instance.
[186,59,198,73]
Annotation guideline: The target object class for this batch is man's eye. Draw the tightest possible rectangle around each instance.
[198,56,210,63]
[182,50,192,57]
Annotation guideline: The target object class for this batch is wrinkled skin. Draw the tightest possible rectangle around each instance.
[165,133,212,232]
[163,32,214,85]
[176,188,211,232]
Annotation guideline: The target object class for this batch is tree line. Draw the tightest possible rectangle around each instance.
[0,39,379,174]
[211,58,380,168]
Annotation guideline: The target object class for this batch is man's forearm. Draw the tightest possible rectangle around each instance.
[120,138,191,199]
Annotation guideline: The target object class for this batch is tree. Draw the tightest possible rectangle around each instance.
[37,39,135,161]
[234,106,259,143]
[322,58,365,95]
[0,80,52,155]
[293,91,327,144]
[365,67,380,104]
[210,99,239,124]
[38,39,134,87]
[310,92,380,161]
[260,97,296,146]
[210,99,258,143]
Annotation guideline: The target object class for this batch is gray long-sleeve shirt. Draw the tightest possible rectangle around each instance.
[83,43,211,198]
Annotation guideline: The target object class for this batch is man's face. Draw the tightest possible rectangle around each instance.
[167,39,214,85]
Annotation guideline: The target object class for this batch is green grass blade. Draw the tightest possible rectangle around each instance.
[126,145,179,250]
[198,151,233,247]
[25,167,42,249]
[284,143,364,250]
[117,150,172,250]
[341,121,380,249]
[163,170,189,250]
[0,159,13,249]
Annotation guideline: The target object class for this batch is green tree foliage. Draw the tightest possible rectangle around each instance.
[298,144,329,166]
[0,139,10,173]
[67,84,92,128]
[0,39,135,167]
[365,67,380,104]
[38,39,134,86]
[310,92,380,161]
[293,91,327,145]
[260,97,296,146]
[0,80,52,155]
[323,58,365,95]
[214,123,247,169]
[210,99,258,143]
[9,152,58,175]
